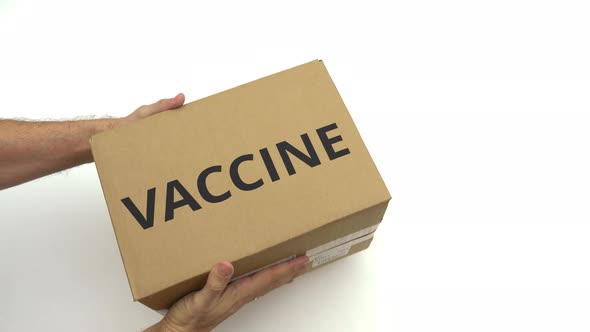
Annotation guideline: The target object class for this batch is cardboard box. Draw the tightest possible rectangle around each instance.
[90,60,390,310]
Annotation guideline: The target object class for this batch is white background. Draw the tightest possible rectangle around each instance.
[1,1,589,331]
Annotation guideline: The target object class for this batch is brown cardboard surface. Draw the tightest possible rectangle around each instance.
[140,201,389,309]
[90,60,390,310]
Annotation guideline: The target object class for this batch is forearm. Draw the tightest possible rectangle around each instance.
[0,93,185,190]
[0,118,119,189]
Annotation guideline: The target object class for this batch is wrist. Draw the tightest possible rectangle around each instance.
[81,118,121,163]
[90,118,120,135]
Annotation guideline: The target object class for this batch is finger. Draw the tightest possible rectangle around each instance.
[193,261,234,309]
[141,93,185,116]
[289,263,309,282]
[231,256,309,303]
[153,93,185,112]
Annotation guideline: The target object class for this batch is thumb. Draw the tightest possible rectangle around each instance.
[150,93,186,114]
[128,93,186,123]
[193,261,234,309]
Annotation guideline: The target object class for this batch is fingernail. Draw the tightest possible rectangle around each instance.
[294,256,310,267]
[217,263,233,277]
[297,264,309,273]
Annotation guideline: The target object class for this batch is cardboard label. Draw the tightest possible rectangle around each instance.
[308,228,376,267]
[306,224,378,257]
[311,244,352,267]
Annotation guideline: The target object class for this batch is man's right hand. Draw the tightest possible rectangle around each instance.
[146,256,310,332]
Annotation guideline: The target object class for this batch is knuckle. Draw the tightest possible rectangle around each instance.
[223,284,239,300]
[134,106,148,116]
[188,294,210,313]
[290,264,301,274]
[272,278,284,289]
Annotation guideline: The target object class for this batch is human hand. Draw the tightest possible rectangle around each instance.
[146,256,310,332]
[0,92,187,188]
[123,93,185,125]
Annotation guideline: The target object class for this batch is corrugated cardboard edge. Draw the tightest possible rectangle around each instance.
[138,198,390,310]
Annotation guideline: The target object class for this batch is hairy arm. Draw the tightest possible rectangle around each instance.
[0,93,185,190]
[0,118,117,189]
[0,92,310,332]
